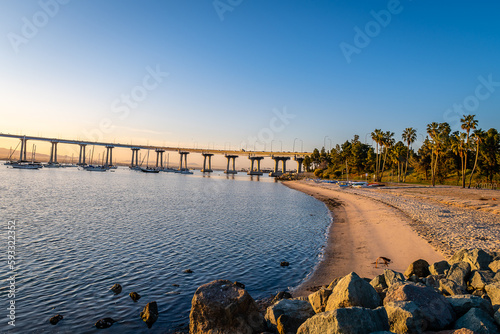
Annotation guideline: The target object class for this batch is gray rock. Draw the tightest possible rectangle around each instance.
[471,270,496,291]
[447,295,494,317]
[430,260,450,276]
[454,308,499,334]
[384,301,427,334]
[490,260,500,273]
[451,248,493,271]
[189,280,265,334]
[446,261,471,288]
[308,288,332,314]
[384,269,406,288]
[485,282,500,307]
[296,306,389,334]
[371,274,388,291]
[425,275,442,290]
[439,278,467,296]
[404,259,431,278]
[277,314,307,334]
[495,308,500,326]
[325,272,381,311]
[140,301,158,329]
[272,291,293,304]
[384,283,455,330]
[265,299,315,332]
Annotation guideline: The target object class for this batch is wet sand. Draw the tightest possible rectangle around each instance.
[285,181,445,296]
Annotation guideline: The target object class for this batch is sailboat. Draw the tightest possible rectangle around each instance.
[140,150,159,173]
[11,144,42,169]
[83,146,108,171]
[162,153,177,172]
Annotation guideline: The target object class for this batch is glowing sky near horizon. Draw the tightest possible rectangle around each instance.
[1,0,500,156]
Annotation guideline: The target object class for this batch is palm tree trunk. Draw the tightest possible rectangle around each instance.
[404,144,410,182]
[468,141,480,188]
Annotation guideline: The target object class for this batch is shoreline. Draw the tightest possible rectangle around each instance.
[284,180,445,297]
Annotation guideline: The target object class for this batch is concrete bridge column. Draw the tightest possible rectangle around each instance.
[105,146,114,167]
[178,152,189,171]
[49,141,58,164]
[202,153,214,173]
[224,154,238,174]
[78,144,87,166]
[270,156,290,177]
[130,148,140,167]
[155,149,165,168]
[247,156,264,175]
[19,137,27,161]
[294,156,305,173]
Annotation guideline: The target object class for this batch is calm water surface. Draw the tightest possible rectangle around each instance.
[0,166,330,333]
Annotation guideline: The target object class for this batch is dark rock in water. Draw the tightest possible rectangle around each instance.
[140,301,159,329]
[95,318,116,329]
[110,283,122,294]
[49,314,63,325]
[189,279,265,334]
[404,259,431,278]
[129,291,141,302]
[183,269,193,273]
[280,261,290,267]
[234,281,245,289]
[172,284,180,287]
[272,291,293,304]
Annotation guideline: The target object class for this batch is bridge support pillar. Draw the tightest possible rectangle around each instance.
[155,149,165,169]
[224,154,238,174]
[179,151,189,171]
[19,137,27,162]
[248,156,264,175]
[105,145,114,167]
[270,156,290,177]
[49,141,59,164]
[294,156,305,173]
[78,144,87,166]
[202,153,214,173]
[130,148,140,167]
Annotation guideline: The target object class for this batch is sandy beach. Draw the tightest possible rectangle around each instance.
[286,180,500,297]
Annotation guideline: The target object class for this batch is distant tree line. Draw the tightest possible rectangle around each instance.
[303,115,500,187]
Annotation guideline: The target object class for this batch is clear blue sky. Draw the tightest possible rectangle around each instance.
[1,0,500,154]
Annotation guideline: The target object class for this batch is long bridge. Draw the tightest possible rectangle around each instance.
[0,133,309,176]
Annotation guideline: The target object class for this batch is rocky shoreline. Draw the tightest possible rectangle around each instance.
[189,248,500,333]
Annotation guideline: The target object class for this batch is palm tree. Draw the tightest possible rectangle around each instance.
[401,127,417,182]
[451,131,467,187]
[380,131,394,182]
[371,129,384,181]
[460,115,478,188]
[427,122,450,186]
[468,128,484,188]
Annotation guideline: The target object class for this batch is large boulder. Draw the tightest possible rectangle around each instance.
[404,259,431,278]
[189,280,265,334]
[384,283,455,330]
[140,301,158,328]
[325,272,381,311]
[446,262,471,288]
[430,260,451,276]
[439,278,467,296]
[265,299,315,333]
[485,282,500,306]
[454,308,499,334]
[308,288,332,314]
[450,249,493,271]
[495,308,500,326]
[371,274,388,291]
[384,269,406,288]
[296,306,389,334]
[489,260,500,273]
[384,301,427,334]
[447,295,494,317]
[470,270,496,291]
[425,275,441,290]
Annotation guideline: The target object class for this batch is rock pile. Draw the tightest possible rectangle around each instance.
[189,248,500,334]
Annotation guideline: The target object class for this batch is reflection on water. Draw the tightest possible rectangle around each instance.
[0,167,330,333]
